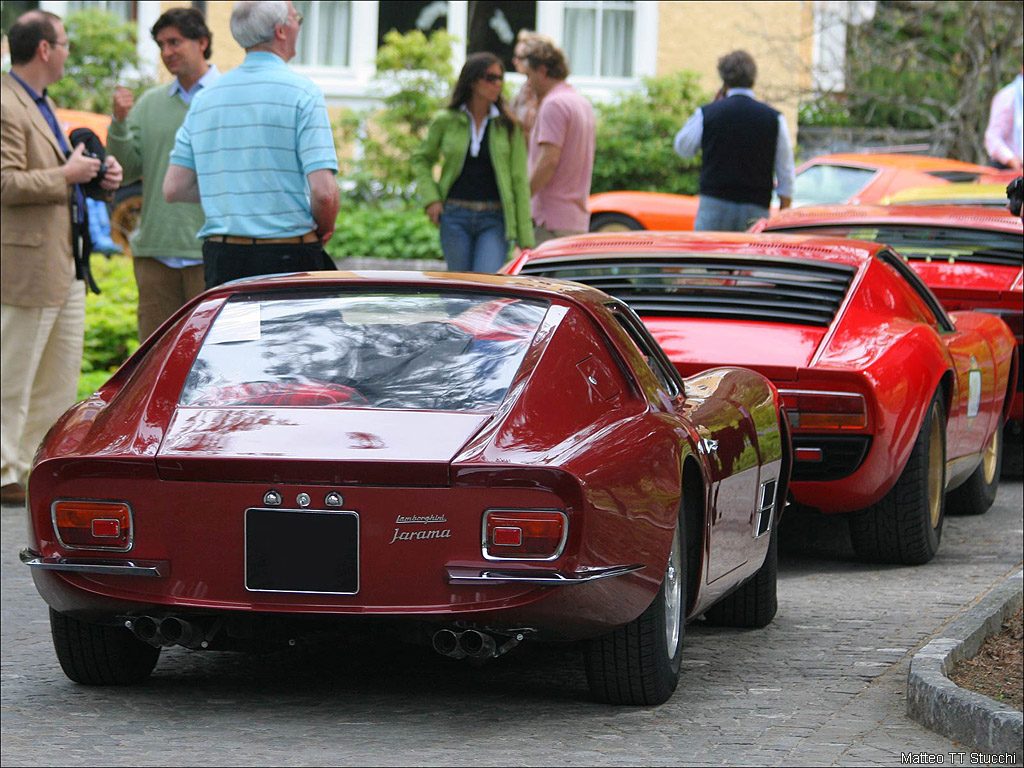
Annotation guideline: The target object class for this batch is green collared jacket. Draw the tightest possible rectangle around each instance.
[411,109,535,249]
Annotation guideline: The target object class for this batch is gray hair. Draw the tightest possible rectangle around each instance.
[230,0,288,49]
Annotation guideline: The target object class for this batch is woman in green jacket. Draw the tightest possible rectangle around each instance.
[411,52,534,272]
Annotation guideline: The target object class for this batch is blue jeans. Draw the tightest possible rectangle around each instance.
[693,195,770,232]
[439,205,507,273]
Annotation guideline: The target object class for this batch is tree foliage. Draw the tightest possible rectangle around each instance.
[337,29,456,201]
[46,9,154,114]
[591,72,709,195]
[804,1,1023,162]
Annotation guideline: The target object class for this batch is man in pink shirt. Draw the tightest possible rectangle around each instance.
[522,40,596,245]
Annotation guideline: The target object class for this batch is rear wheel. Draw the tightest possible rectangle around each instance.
[947,421,1002,515]
[109,183,142,256]
[703,527,778,628]
[50,608,159,685]
[589,212,644,232]
[849,391,946,565]
[584,517,684,705]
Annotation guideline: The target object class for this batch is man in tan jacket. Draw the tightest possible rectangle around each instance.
[0,10,123,505]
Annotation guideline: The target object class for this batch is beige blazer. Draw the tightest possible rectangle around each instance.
[1,72,75,307]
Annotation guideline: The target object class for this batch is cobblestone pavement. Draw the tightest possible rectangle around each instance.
[3,484,1022,767]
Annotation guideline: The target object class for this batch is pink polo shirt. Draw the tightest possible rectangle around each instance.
[529,81,596,232]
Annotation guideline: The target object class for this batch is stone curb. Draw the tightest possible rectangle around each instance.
[907,568,1023,754]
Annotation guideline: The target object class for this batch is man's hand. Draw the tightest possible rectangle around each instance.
[529,142,562,196]
[425,201,442,226]
[100,155,124,190]
[63,143,102,184]
[308,169,340,245]
[112,86,134,122]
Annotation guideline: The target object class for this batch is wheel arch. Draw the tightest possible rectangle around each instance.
[680,455,705,616]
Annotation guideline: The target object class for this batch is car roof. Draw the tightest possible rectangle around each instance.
[201,269,616,309]
[529,230,884,269]
[761,204,1023,233]
[803,153,996,173]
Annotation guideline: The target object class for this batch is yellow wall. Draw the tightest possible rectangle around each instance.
[657,1,813,144]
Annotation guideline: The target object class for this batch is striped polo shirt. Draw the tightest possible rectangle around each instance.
[169,52,338,239]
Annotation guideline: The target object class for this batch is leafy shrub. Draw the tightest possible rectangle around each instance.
[47,9,154,114]
[78,255,139,400]
[591,72,710,195]
[336,29,455,201]
[327,202,442,261]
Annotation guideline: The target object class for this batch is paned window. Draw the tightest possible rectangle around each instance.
[295,0,351,68]
[377,0,449,49]
[466,1,537,72]
[562,0,634,78]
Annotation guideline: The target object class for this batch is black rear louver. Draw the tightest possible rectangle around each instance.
[520,254,856,327]
[772,225,1023,268]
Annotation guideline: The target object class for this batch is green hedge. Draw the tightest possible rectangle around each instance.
[78,255,138,400]
[325,203,442,261]
[591,72,709,195]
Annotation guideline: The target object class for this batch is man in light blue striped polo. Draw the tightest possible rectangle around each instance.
[163,0,340,289]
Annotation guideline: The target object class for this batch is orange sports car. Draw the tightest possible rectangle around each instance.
[588,153,1016,232]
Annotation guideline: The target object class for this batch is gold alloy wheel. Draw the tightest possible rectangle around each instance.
[596,222,634,232]
[110,195,142,256]
[927,403,943,528]
[982,427,1000,485]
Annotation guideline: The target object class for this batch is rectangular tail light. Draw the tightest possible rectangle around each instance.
[482,510,567,561]
[52,500,133,551]
[780,390,867,430]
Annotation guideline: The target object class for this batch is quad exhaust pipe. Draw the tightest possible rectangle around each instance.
[128,616,206,648]
[431,628,521,660]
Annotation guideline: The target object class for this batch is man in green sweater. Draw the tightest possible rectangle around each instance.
[106,7,218,341]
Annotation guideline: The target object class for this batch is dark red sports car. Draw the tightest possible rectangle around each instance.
[504,232,1016,564]
[753,204,1023,474]
[21,271,790,705]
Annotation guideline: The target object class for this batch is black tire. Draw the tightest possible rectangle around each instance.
[947,420,1002,515]
[584,517,684,705]
[703,527,778,628]
[1001,419,1022,479]
[849,390,946,565]
[50,608,159,685]
[589,212,644,232]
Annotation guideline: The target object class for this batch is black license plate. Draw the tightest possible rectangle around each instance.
[245,508,359,594]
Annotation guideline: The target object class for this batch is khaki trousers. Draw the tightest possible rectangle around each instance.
[1,279,86,487]
[133,258,206,342]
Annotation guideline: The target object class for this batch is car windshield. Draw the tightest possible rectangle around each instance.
[791,164,877,207]
[180,291,549,412]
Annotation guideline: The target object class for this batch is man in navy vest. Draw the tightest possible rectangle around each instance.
[674,50,795,231]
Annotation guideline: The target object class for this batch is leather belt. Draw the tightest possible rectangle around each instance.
[207,231,319,245]
[445,199,503,212]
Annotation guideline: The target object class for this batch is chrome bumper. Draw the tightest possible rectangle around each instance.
[20,549,168,578]
[446,563,643,585]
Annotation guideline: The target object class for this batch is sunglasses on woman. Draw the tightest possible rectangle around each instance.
[482,73,504,84]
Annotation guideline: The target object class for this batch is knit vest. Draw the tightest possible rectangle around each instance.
[699,95,779,208]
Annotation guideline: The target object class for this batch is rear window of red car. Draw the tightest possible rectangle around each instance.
[179,291,548,412]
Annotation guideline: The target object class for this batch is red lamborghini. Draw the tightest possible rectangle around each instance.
[753,204,1023,474]
[504,232,1017,564]
[21,271,789,705]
